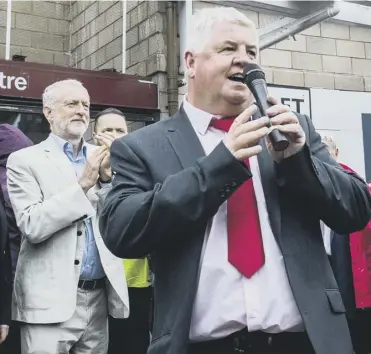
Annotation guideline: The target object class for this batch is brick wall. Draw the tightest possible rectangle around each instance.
[203,2,370,92]
[70,0,168,119]
[125,1,168,118]
[70,1,122,71]
[0,1,70,66]
[177,1,371,105]
[262,21,371,92]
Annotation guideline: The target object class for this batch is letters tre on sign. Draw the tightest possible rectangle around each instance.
[0,72,27,91]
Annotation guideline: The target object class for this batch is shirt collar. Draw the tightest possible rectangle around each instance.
[182,95,215,136]
[50,133,87,159]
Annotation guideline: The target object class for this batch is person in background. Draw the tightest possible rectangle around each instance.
[352,180,371,354]
[320,135,357,316]
[0,124,33,279]
[0,188,11,348]
[321,135,371,354]
[0,124,33,354]
[6,80,129,354]
[321,135,357,345]
[94,108,152,354]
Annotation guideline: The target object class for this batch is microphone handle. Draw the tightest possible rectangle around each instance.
[250,79,289,152]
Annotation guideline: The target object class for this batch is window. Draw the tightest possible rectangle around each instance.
[0,110,50,144]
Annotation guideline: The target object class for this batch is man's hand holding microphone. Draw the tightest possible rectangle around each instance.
[223,99,306,163]
[223,63,306,163]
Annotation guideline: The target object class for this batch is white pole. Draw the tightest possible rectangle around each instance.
[178,0,193,76]
[122,0,127,73]
[5,0,12,60]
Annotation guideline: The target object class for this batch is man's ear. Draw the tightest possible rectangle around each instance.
[92,132,99,146]
[43,106,52,123]
[184,51,196,79]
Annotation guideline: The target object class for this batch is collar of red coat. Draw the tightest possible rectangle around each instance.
[338,163,371,193]
[338,162,356,174]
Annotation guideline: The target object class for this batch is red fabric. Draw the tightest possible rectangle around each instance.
[339,163,371,308]
[210,118,265,278]
[339,163,357,174]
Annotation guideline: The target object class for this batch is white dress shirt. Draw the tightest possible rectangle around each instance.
[321,221,333,256]
[183,98,304,342]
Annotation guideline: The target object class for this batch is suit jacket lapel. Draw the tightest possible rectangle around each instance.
[167,107,282,243]
[41,136,77,182]
[166,106,205,169]
[257,139,282,243]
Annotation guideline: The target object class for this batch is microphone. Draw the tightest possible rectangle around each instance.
[243,63,289,152]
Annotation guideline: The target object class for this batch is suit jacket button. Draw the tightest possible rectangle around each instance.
[74,260,80,265]
[77,230,82,236]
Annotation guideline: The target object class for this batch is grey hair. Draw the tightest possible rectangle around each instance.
[42,79,86,108]
[183,6,257,84]
[322,135,337,151]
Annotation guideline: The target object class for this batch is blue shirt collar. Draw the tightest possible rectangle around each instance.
[50,133,87,161]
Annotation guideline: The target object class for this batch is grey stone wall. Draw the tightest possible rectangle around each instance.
[3,1,368,119]
[70,1,168,117]
[0,1,70,66]
[125,1,168,118]
[70,1,123,71]
[177,1,371,105]
[193,1,371,92]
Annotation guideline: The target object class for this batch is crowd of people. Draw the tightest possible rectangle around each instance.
[0,6,371,354]
[0,93,152,354]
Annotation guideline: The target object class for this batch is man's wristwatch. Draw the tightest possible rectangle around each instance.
[99,177,112,184]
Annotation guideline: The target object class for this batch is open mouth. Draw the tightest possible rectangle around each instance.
[228,73,245,83]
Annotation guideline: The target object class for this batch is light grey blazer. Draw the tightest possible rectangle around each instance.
[6,135,129,324]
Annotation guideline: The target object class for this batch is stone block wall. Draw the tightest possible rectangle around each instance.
[70,1,123,71]
[70,1,168,119]
[176,1,371,106]
[0,1,70,66]
[125,1,168,118]
[1,1,368,119]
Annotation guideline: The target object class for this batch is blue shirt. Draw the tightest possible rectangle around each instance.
[51,133,105,280]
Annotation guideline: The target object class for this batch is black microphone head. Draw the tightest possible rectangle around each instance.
[243,63,265,87]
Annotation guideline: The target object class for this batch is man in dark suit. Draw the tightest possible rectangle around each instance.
[93,108,153,354]
[99,6,371,354]
[320,136,357,319]
[0,124,32,353]
[321,136,371,354]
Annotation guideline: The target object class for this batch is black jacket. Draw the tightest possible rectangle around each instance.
[0,192,12,325]
[100,108,371,354]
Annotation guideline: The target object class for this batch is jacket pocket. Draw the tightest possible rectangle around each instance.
[148,331,171,353]
[325,289,346,313]
[15,258,55,310]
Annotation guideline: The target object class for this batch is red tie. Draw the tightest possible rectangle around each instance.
[210,118,265,278]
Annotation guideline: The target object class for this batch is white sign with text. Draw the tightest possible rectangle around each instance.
[267,85,311,116]
[0,72,28,91]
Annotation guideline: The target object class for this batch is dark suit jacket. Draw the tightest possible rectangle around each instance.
[100,108,371,354]
[0,193,12,325]
[330,232,357,319]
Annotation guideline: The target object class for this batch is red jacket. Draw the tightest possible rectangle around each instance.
[340,163,371,308]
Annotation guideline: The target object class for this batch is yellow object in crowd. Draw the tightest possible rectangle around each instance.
[123,257,151,288]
